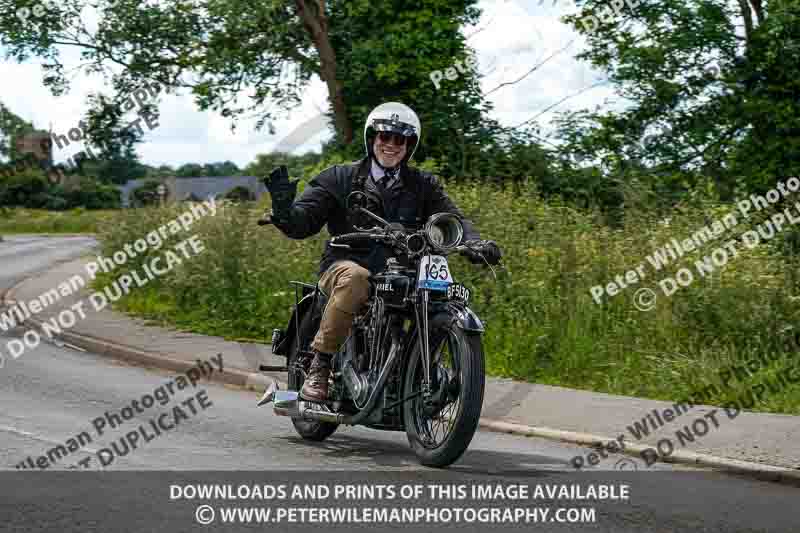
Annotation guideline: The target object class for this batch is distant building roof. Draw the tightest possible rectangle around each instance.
[171,176,266,202]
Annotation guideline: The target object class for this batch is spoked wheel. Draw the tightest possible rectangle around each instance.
[403,324,485,468]
[286,315,338,441]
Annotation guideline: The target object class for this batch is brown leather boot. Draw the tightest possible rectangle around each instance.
[300,351,332,402]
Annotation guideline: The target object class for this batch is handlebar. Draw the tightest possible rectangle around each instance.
[329,232,390,249]
[333,232,382,243]
[331,231,473,255]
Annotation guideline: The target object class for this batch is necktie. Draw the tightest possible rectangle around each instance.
[380,168,398,189]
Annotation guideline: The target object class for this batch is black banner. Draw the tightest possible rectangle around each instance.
[1,471,798,532]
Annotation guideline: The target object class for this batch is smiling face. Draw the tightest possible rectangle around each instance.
[373,133,408,168]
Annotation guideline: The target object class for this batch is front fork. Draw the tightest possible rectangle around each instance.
[415,289,432,399]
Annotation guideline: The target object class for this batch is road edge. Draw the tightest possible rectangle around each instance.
[0,281,284,394]
[477,420,800,486]
[3,271,799,485]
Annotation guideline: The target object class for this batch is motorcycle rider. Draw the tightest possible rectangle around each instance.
[264,102,501,402]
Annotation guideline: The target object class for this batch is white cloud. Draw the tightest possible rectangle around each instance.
[472,0,615,132]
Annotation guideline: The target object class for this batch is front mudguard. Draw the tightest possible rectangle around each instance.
[448,303,486,334]
[398,303,485,428]
[416,303,485,355]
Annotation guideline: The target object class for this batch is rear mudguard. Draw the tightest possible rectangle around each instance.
[272,285,327,356]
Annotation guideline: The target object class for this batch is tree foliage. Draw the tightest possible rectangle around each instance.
[174,161,242,177]
[557,0,800,198]
[0,102,36,162]
[0,0,549,182]
[75,92,149,184]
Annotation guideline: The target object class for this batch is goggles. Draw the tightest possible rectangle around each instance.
[376,131,408,147]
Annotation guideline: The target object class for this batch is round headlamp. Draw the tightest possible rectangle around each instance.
[424,212,464,251]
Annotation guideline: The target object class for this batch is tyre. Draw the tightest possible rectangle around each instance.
[403,324,485,467]
[286,313,339,442]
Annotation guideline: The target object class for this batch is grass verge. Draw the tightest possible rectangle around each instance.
[0,207,116,234]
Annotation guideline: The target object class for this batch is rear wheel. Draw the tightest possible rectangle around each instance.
[403,324,485,467]
[286,314,338,441]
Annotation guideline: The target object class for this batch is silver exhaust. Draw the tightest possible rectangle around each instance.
[256,380,280,406]
[257,336,402,427]
[257,379,343,423]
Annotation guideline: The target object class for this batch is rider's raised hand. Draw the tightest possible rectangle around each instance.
[264,165,299,223]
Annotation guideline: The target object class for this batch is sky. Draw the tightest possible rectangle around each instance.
[0,0,619,171]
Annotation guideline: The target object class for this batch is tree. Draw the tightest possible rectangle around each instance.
[245,151,324,180]
[0,1,356,141]
[0,0,512,178]
[202,161,241,176]
[77,93,148,184]
[0,102,36,162]
[131,180,163,206]
[0,166,49,207]
[556,0,800,196]
[175,163,205,177]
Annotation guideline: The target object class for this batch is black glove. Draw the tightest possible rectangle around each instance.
[462,239,502,265]
[263,166,298,223]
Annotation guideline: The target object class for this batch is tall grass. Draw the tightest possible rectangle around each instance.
[95,183,800,414]
[0,207,116,234]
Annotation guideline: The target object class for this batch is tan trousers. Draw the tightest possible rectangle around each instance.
[310,260,371,354]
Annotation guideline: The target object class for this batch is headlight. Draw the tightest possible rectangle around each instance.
[424,213,464,251]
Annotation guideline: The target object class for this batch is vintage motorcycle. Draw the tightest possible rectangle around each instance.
[257,192,495,467]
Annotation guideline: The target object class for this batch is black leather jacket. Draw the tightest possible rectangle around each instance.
[273,157,480,276]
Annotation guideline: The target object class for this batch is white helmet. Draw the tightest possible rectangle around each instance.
[363,102,421,166]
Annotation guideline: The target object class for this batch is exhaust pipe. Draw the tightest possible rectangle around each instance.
[257,338,401,426]
[257,381,345,423]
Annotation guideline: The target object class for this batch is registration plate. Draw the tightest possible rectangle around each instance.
[417,255,453,291]
[447,283,470,303]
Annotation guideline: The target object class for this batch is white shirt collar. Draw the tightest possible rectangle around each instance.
[370,159,399,188]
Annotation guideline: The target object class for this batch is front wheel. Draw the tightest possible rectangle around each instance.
[403,324,485,468]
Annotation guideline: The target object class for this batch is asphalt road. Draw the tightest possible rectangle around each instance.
[0,235,798,533]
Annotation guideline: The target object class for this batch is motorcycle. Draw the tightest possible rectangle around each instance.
[257,192,495,467]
